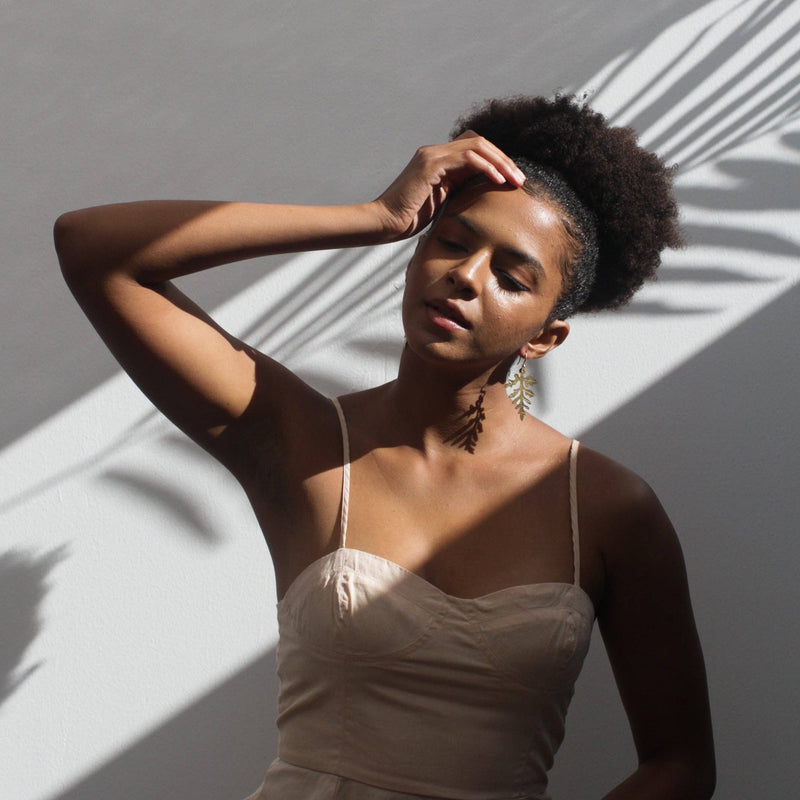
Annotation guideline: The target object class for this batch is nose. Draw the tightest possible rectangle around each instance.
[446,250,488,297]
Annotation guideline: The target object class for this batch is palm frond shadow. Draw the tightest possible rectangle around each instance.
[348,337,405,360]
[98,468,222,545]
[10,0,798,509]
[242,244,409,361]
[616,302,721,316]
[657,266,774,283]
[158,431,215,460]
[599,0,754,133]
[0,546,69,707]
[681,224,800,258]
[0,409,163,516]
[783,131,800,148]
[675,76,800,169]
[676,154,800,212]
[625,2,800,164]
[1,243,410,516]
[586,0,800,316]
[237,247,369,346]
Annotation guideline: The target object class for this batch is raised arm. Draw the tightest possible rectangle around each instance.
[53,201,391,467]
[53,133,525,472]
[583,453,716,799]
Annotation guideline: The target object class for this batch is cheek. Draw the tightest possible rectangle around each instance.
[405,254,445,300]
[480,304,523,346]
[484,299,549,346]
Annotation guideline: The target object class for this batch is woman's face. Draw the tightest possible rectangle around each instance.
[402,183,570,370]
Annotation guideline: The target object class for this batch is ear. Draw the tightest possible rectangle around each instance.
[520,319,570,359]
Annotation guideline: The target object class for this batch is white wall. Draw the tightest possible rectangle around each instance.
[1,1,798,798]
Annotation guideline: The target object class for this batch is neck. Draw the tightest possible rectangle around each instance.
[381,347,526,456]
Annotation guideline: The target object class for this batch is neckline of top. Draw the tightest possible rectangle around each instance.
[329,396,584,590]
[278,547,595,615]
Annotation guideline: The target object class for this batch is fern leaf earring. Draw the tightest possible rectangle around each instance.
[506,356,536,420]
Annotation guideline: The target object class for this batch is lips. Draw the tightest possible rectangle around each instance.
[425,299,472,329]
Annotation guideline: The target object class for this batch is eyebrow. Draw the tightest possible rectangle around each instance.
[450,213,546,281]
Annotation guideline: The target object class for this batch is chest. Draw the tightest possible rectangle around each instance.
[344,448,578,600]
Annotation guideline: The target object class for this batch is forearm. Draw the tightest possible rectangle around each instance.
[54,134,526,286]
[54,200,390,285]
[601,753,715,800]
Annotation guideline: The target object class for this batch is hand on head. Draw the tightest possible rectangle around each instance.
[374,131,526,241]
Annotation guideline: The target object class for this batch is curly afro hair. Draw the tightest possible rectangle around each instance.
[450,95,683,318]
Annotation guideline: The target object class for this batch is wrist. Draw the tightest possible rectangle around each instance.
[363,199,409,243]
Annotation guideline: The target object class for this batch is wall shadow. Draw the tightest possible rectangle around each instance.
[97,467,223,545]
[0,546,68,708]
[550,282,800,798]
[51,650,279,800]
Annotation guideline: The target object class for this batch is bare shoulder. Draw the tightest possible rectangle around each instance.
[576,445,664,532]
[575,445,684,604]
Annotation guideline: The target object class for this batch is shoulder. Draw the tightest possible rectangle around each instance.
[576,445,662,529]
[331,382,397,443]
[575,445,683,604]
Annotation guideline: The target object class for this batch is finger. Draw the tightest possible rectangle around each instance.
[463,151,506,184]
[475,141,526,186]
[455,131,526,186]
[462,149,521,186]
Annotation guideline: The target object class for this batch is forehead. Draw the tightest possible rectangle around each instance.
[437,183,566,272]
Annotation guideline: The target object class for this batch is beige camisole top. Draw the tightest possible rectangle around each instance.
[247,398,595,800]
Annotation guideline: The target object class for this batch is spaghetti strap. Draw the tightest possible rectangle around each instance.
[330,397,350,548]
[568,440,581,587]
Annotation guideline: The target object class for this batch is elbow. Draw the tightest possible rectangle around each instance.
[53,209,83,256]
[634,739,716,799]
[54,209,107,289]
[53,210,84,281]
[659,748,716,799]
[679,757,715,800]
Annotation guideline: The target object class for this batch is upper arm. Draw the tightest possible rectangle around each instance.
[590,463,714,776]
[57,233,312,472]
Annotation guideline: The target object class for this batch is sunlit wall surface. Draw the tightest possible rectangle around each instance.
[1,1,798,798]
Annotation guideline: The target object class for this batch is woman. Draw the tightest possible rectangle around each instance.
[55,95,715,799]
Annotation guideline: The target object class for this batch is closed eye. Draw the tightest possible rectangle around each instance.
[436,237,467,253]
[496,270,530,292]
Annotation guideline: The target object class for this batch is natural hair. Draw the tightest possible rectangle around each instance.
[450,94,683,319]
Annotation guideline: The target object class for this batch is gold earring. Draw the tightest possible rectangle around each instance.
[506,356,536,420]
